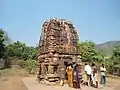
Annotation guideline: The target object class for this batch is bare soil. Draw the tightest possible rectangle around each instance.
[107,77,120,90]
[22,76,120,90]
[0,75,120,90]
[0,76,27,90]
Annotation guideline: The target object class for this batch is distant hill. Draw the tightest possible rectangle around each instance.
[96,41,120,55]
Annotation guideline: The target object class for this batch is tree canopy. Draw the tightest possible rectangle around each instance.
[0,29,38,69]
[7,41,38,60]
[77,41,106,62]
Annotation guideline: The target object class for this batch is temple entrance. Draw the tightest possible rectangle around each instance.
[64,62,68,80]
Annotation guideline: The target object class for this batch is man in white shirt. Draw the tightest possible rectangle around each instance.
[84,63,92,86]
[100,64,107,85]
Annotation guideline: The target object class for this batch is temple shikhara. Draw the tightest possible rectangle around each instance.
[37,18,81,84]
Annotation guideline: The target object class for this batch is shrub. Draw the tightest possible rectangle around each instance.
[18,60,26,68]
[24,60,37,74]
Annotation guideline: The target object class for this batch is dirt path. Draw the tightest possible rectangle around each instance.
[0,76,27,90]
[22,76,115,90]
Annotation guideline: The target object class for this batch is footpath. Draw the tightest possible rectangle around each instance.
[22,76,115,90]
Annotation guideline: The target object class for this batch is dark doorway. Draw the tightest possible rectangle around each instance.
[64,62,68,80]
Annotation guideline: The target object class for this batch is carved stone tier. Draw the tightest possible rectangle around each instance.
[37,18,80,84]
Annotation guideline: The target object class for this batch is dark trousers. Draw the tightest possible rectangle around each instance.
[86,74,93,86]
[100,75,106,84]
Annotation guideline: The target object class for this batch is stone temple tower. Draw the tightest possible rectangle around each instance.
[37,18,80,84]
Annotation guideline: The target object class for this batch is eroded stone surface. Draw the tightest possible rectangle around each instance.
[37,18,80,83]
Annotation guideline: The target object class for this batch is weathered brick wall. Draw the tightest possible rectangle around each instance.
[37,18,80,83]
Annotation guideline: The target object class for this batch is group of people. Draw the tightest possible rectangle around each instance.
[66,63,81,89]
[62,62,107,89]
[84,63,107,87]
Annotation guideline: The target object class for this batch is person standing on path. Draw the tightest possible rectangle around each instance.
[73,64,81,89]
[91,63,98,88]
[100,64,107,85]
[66,65,73,87]
[84,63,92,86]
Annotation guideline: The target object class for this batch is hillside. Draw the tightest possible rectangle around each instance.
[96,41,120,55]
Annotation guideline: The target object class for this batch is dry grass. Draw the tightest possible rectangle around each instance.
[0,68,29,77]
[0,68,28,90]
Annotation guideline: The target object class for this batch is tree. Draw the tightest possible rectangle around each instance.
[106,45,120,74]
[0,29,6,58]
[111,45,120,65]
[0,29,10,68]
[7,41,38,60]
[77,40,105,62]
[0,29,38,69]
[7,41,26,59]
[113,45,120,58]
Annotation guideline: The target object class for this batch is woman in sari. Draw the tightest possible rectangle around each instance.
[66,65,73,87]
[73,64,81,89]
